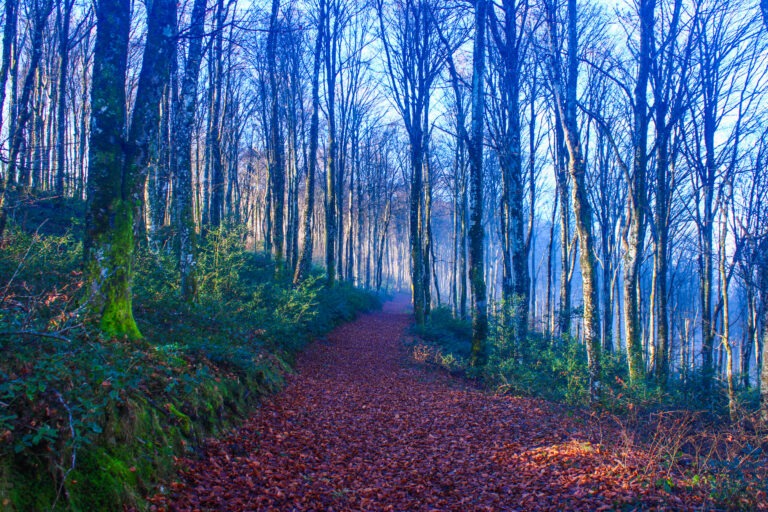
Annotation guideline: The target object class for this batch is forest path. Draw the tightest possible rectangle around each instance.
[155,295,696,511]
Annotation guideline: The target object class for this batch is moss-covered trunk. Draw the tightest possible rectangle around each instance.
[83,0,138,339]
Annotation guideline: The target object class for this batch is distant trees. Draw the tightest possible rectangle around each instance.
[376,0,448,324]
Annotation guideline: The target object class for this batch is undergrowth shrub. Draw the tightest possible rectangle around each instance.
[0,221,380,511]
[408,307,471,373]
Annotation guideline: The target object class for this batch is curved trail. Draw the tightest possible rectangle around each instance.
[156,295,698,511]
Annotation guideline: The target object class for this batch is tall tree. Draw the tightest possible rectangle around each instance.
[84,0,176,336]
[622,0,654,384]
[488,0,530,346]
[295,0,326,283]
[83,0,137,337]
[207,0,227,228]
[125,0,177,234]
[760,236,768,420]
[0,0,16,224]
[649,0,692,387]
[467,0,489,366]
[174,0,208,301]
[323,0,349,286]
[266,0,286,266]
[55,0,76,196]
[544,0,602,402]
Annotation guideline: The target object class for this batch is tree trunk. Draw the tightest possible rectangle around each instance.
[208,0,226,228]
[0,0,18,231]
[84,0,138,338]
[545,187,558,340]
[125,0,177,234]
[422,140,433,315]
[546,0,601,402]
[173,0,208,302]
[743,281,755,388]
[324,1,339,286]
[623,0,654,384]
[409,131,425,323]
[468,0,488,366]
[0,0,17,135]
[719,202,735,421]
[760,237,768,420]
[295,3,324,283]
[55,0,74,196]
[490,0,528,346]
[267,0,285,265]
[654,116,671,387]
[554,110,571,339]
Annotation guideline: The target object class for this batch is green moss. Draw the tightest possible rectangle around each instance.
[87,199,142,340]
[66,449,140,511]
[166,403,192,435]
[0,455,57,511]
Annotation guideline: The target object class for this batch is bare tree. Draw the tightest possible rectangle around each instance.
[468,0,489,365]
[543,0,602,402]
[295,0,326,283]
[173,0,208,302]
[487,0,531,345]
[55,0,76,196]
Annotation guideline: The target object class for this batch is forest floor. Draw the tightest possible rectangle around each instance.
[150,295,718,511]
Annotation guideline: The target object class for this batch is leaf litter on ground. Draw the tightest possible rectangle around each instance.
[148,295,726,511]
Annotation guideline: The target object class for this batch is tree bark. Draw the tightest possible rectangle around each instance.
[324,0,340,286]
[623,0,654,384]
[125,0,177,233]
[295,0,325,284]
[83,0,138,338]
[207,0,226,228]
[468,0,488,366]
[173,0,208,302]
[55,0,75,196]
[760,237,768,421]
[489,0,529,346]
[267,0,286,265]
[545,0,601,402]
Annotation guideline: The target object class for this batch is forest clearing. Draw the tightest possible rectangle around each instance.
[2,0,768,509]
